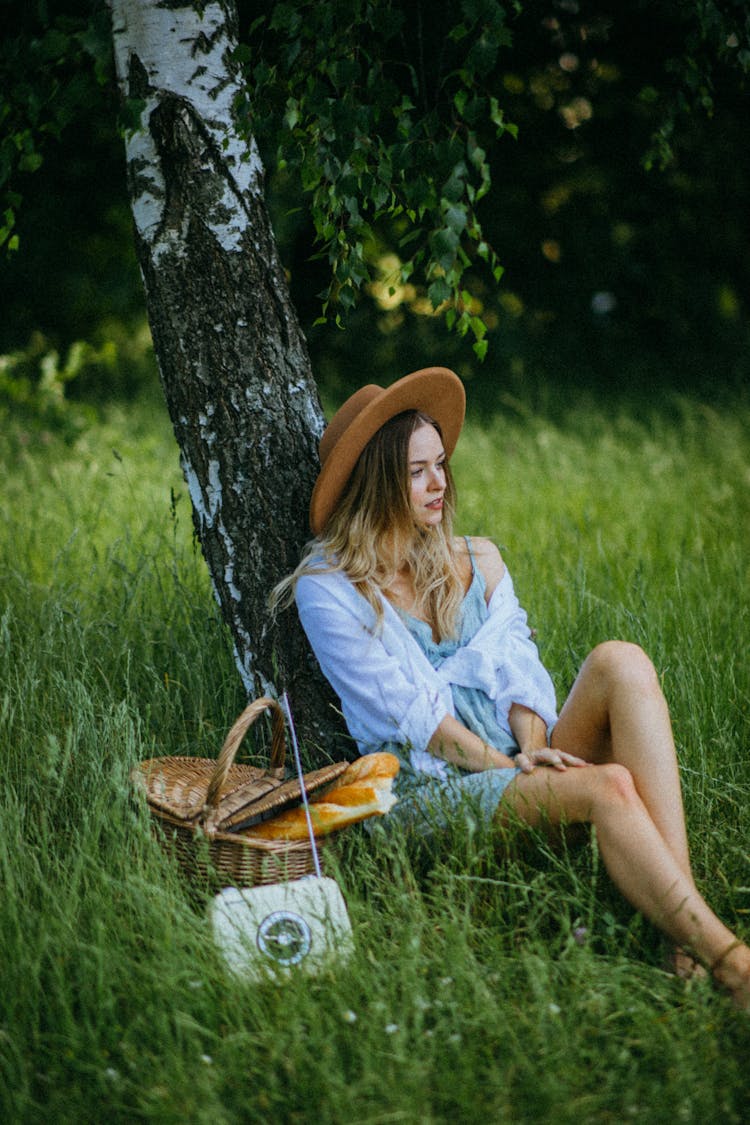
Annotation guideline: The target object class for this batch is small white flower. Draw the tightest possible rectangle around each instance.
[342,1009,357,1024]
[548,1003,561,1016]
[104,1067,119,1082]
[385,1023,399,1035]
[439,976,453,987]
[200,1054,213,1065]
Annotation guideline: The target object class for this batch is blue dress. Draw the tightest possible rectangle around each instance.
[384,540,522,828]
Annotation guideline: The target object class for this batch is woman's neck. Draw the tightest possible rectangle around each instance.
[381,532,465,627]
[376,528,420,580]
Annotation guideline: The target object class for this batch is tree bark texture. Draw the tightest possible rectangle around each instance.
[108,0,344,754]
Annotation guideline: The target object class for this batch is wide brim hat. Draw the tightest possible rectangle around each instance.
[309,366,465,536]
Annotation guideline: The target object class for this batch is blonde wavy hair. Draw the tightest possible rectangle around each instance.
[272,410,465,640]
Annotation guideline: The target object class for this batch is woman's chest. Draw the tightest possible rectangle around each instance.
[384,550,474,622]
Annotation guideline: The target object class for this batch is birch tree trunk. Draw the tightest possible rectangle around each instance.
[108,0,341,751]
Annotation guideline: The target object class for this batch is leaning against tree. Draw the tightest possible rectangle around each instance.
[273,366,750,1010]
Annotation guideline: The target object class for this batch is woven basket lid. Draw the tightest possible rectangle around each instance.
[130,697,349,834]
[132,756,349,832]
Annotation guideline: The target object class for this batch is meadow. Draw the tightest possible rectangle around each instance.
[1,382,749,1123]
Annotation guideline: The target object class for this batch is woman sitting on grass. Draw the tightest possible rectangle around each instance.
[275,366,750,1009]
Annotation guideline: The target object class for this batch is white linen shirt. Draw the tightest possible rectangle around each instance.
[295,564,558,780]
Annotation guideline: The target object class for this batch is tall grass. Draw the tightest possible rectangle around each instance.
[1,386,749,1123]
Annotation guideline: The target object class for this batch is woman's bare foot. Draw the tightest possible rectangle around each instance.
[711,940,750,1011]
[668,945,708,982]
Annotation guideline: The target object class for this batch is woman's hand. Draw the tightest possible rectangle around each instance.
[515,747,589,774]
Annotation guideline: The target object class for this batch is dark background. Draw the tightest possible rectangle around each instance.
[1,0,748,421]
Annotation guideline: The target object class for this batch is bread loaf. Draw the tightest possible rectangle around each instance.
[244,752,400,841]
[327,752,400,785]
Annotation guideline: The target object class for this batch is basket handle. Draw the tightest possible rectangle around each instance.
[204,696,286,811]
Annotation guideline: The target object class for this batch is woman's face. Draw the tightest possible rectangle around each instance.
[408,423,447,527]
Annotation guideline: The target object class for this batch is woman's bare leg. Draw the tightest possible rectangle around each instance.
[550,641,706,977]
[498,762,750,1007]
[551,642,693,884]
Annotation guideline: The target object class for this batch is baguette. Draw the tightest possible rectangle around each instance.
[324,752,400,786]
[244,752,400,841]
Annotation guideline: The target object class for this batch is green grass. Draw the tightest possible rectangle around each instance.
[1,385,749,1123]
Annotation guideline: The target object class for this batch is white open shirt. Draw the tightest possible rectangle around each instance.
[296,566,558,780]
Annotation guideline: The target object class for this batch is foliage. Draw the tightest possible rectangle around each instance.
[300,0,748,390]
[0,319,157,437]
[237,0,518,359]
[0,332,98,437]
[237,0,750,360]
[2,386,749,1121]
[640,0,750,171]
[0,0,113,254]
[1,0,749,383]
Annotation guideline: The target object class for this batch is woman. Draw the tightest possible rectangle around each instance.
[276,366,750,1008]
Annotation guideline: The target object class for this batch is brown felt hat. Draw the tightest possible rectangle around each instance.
[309,366,465,535]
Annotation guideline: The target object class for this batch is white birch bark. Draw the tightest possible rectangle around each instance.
[107,0,340,748]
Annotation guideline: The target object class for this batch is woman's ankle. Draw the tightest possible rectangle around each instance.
[710,939,750,1010]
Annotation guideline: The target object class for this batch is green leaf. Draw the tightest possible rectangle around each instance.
[444,204,468,233]
[284,98,300,129]
[470,316,487,341]
[468,142,486,170]
[269,4,302,35]
[430,227,460,271]
[39,29,72,63]
[398,228,422,249]
[232,43,253,65]
[337,285,356,310]
[428,277,452,307]
[442,168,467,204]
[18,152,43,174]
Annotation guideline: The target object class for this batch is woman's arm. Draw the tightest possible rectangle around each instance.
[463,535,506,600]
[429,708,586,775]
[427,712,518,772]
[509,701,587,772]
[508,701,549,753]
[296,572,451,752]
[465,537,559,730]
[468,539,585,771]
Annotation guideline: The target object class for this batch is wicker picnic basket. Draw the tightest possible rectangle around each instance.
[131,696,349,888]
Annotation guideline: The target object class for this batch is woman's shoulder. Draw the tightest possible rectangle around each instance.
[454,536,507,600]
[295,563,376,614]
[296,562,347,592]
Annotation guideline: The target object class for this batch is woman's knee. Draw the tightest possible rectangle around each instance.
[538,762,640,827]
[589,762,640,811]
[585,640,661,698]
[580,760,638,814]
